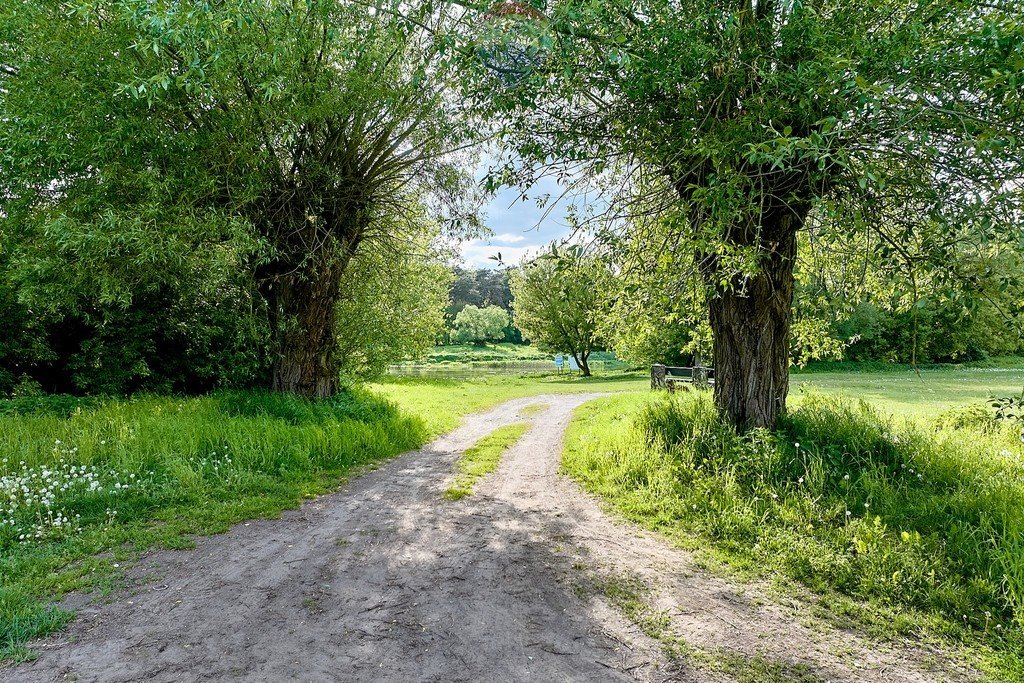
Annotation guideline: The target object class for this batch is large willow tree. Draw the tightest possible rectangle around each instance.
[1,0,475,397]
[471,0,1024,427]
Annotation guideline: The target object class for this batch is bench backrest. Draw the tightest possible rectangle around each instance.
[665,366,715,379]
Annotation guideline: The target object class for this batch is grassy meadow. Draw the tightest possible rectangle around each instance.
[563,388,1024,681]
[0,390,426,661]
[369,372,647,435]
[792,362,1024,420]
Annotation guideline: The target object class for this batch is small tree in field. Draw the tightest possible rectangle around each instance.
[510,256,610,377]
[452,305,509,346]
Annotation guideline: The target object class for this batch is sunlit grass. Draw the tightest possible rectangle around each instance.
[563,391,1024,681]
[792,365,1024,420]
[443,423,530,500]
[1,362,1021,666]
[372,364,1024,434]
[519,402,549,417]
[370,372,648,436]
[0,389,425,661]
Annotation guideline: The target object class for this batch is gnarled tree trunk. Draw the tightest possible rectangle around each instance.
[270,261,346,397]
[259,235,356,399]
[700,206,806,429]
[572,351,592,377]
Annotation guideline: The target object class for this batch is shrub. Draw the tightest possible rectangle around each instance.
[451,305,509,345]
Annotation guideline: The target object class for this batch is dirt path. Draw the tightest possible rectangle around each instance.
[4,395,972,683]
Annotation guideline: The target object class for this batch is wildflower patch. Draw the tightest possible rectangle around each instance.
[1,448,133,546]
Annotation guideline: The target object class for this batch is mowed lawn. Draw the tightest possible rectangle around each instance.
[793,366,1024,420]
[372,363,1024,434]
[370,372,648,436]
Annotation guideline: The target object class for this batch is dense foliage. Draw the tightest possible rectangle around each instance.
[0,232,270,396]
[601,215,1024,367]
[451,305,510,345]
[1,0,477,397]
[448,268,513,315]
[336,242,453,379]
[446,268,520,342]
[0,232,451,395]
[797,230,1024,364]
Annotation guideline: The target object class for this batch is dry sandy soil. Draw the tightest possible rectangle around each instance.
[3,394,975,682]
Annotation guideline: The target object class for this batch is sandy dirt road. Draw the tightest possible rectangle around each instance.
[3,395,972,682]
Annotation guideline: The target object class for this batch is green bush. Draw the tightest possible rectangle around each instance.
[0,395,106,418]
[934,404,1001,433]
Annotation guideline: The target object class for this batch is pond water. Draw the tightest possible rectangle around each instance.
[387,360,629,379]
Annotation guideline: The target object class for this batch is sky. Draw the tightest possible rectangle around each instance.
[459,175,576,269]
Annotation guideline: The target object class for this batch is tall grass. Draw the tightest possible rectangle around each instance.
[563,392,1024,681]
[0,389,425,661]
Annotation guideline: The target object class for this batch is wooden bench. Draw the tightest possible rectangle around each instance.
[651,364,715,391]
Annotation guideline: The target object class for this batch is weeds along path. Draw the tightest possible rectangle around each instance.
[5,395,971,683]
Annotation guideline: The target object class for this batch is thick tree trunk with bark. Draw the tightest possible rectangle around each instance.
[261,245,352,399]
[701,208,805,430]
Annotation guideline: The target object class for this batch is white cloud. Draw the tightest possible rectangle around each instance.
[460,241,541,269]
[490,232,527,244]
[460,154,606,270]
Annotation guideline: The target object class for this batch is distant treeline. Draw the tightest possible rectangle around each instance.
[2,256,1021,397]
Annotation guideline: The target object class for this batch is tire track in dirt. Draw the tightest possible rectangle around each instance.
[3,394,973,682]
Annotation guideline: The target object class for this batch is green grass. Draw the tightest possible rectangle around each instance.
[519,402,549,417]
[2,363,1020,666]
[589,571,825,682]
[370,372,648,436]
[792,365,1024,420]
[0,372,649,662]
[795,356,1024,374]
[416,343,623,365]
[563,391,1024,681]
[443,423,530,500]
[377,361,1024,433]
[378,363,1024,431]
[0,389,426,661]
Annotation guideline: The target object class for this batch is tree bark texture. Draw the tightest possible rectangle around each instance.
[702,210,802,430]
[651,363,667,390]
[259,239,354,399]
[270,264,345,397]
